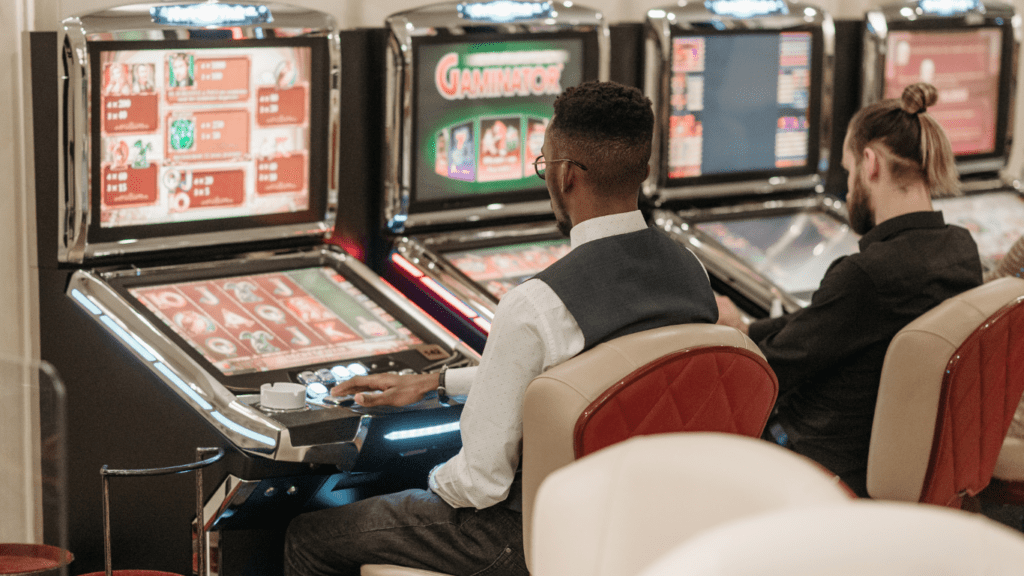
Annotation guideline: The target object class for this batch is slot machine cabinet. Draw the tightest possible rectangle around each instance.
[861,0,1024,274]
[33,3,479,575]
[376,0,610,352]
[643,0,860,316]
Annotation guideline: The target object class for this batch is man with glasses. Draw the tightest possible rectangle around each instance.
[284,81,718,576]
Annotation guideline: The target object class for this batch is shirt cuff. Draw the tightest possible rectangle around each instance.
[444,366,476,397]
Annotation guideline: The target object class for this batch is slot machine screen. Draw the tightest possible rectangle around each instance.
[89,38,330,243]
[933,191,1024,264]
[663,29,823,187]
[695,212,860,301]
[442,239,571,299]
[411,32,598,212]
[882,26,1009,160]
[127,267,424,378]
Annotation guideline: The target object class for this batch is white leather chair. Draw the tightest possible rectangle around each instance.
[868,276,1024,507]
[529,433,854,576]
[638,500,1024,576]
[363,323,779,576]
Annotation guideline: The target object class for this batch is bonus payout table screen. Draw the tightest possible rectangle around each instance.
[97,44,313,228]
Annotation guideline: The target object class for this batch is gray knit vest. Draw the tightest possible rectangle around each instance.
[534,227,719,351]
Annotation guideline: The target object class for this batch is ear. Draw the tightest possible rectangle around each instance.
[861,146,882,181]
[559,160,576,194]
[642,163,651,181]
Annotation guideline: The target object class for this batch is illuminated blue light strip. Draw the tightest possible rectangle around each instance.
[384,421,461,441]
[154,362,213,410]
[151,3,273,26]
[458,1,552,22]
[71,289,103,315]
[918,0,979,15]
[704,0,788,18]
[211,411,276,446]
[100,316,158,362]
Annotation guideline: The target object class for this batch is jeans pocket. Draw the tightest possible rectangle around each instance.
[469,545,529,576]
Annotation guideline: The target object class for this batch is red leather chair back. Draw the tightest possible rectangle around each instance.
[573,346,778,459]
[921,294,1024,506]
[869,277,1024,506]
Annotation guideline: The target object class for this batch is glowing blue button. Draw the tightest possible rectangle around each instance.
[306,382,328,396]
[331,365,352,380]
[347,363,368,377]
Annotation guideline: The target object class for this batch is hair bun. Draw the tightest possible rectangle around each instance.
[900,82,938,114]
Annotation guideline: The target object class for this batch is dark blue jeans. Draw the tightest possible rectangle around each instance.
[283,489,528,576]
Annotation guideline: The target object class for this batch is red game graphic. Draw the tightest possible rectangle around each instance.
[478,117,523,182]
[168,169,245,212]
[256,154,306,194]
[256,86,308,127]
[885,29,1000,156]
[167,56,251,104]
[102,94,159,134]
[129,268,423,375]
[102,165,159,207]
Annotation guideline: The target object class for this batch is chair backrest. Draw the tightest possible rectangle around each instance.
[521,323,779,568]
[638,500,1024,576]
[868,276,1024,506]
[530,433,854,576]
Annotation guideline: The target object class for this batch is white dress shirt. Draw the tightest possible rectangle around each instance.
[428,210,649,509]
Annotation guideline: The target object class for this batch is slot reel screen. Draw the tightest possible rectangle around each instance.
[695,212,860,301]
[90,38,330,241]
[129,267,423,376]
[411,33,596,211]
[664,29,821,186]
[933,191,1024,264]
[443,239,571,299]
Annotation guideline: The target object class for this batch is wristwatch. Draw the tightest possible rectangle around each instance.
[437,364,450,405]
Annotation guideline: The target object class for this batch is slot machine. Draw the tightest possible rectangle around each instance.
[643,0,860,315]
[32,3,479,574]
[377,0,608,352]
[861,0,1024,272]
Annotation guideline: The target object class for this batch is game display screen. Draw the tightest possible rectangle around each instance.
[128,267,423,376]
[412,33,594,211]
[90,39,328,240]
[443,239,572,299]
[884,27,1006,158]
[933,191,1024,264]
[695,212,860,300]
[665,30,820,185]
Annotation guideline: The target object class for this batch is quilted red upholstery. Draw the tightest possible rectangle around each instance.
[920,297,1024,507]
[573,346,779,459]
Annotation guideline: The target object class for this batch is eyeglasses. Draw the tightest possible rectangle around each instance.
[533,155,587,180]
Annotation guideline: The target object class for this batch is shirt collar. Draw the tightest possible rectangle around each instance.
[569,210,648,249]
[858,211,947,251]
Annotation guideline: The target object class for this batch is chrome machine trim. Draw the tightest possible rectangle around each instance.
[861,0,1020,180]
[66,246,479,463]
[643,0,836,203]
[383,0,610,233]
[57,1,341,263]
[653,194,851,312]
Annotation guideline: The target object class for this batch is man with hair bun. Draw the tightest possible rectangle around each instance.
[718,82,983,497]
[284,81,718,576]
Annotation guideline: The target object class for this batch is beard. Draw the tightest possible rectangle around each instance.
[848,170,875,236]
[550,189,573,237]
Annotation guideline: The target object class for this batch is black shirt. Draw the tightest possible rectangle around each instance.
[749,211,982,495]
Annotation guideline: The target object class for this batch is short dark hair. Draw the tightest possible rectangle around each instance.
[550,81,654,192]
[846,82,959,197]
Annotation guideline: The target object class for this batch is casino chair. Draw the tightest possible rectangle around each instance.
[362,322,782,576]
[529,433,856,576]
[636,500,1024,576]
[867,276,1024,508]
